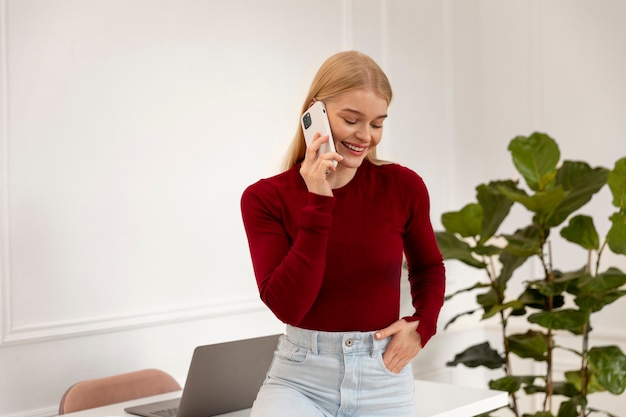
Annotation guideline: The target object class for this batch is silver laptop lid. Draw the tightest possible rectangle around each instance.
[178,333,280,417]
[125,333,280,417]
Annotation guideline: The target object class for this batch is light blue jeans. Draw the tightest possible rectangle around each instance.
[250,325,416,417]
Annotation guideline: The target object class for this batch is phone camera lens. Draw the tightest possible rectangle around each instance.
[303,112,312,129]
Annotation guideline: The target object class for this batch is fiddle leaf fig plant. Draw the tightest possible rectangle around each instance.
[436,132,626,417]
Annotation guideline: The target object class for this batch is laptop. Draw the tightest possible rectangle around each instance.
[125,333,281,417]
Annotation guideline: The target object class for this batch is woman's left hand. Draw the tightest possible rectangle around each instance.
[375,319,422,374]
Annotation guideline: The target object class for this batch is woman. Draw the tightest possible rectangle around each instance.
[240,51,445,417]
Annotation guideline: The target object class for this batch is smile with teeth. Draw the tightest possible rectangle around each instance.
[342,142,367,152]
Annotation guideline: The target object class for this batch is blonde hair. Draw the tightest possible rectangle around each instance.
[282,51,393,171]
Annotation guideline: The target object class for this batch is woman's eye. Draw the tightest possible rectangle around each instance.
[371,124,383,129]
[343,119,357,125]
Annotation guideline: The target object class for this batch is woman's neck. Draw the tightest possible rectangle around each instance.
[327,162,364,189]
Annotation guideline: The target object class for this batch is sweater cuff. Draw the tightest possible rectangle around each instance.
[299,193,335,230]
[402,315,436,347]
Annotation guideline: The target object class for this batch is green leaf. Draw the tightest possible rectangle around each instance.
[525,382,579,399]
[527,309,588,335]
[588,346,626,394]
[473,244,503,256]
[482,300,526,320]
[548,162,609,227]
[607,157,626,210]
[575,291,626,313]
[443,308,480,330]
[435,231,486,268]
[552,381,582,397]
[556,400,578,417]
[446,342,504,369]
[518,288,565,310]
[585,408,620,417]
[577,267,626,292]
[476,180,515,244]
[445,282,491,301]
[556,266,591,296]
[607,212,626,255]
[508,132,560,192]
[565,369,606,394]
[476,289,498,309]
[502,226,542,258]
[574,268,626,312]
[489,375,535,393]
[560,215,599,251]
[499,185,567,220]
[497,226,537,286]
[441,203,483,238]
[507,331,548,361]
[498,248,529,288]
[530,278,570,298]
[522,412,555,417]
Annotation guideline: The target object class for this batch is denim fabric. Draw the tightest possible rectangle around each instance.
[250,325,416,417]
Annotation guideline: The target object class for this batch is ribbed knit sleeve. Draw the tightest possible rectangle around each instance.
[241,177,336,325]
[396,167,446,347]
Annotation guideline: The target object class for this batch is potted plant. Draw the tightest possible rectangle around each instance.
[436,132,626,417]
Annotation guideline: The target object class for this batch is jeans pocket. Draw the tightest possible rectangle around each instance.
[274,336,309,365]
[375,352,413,377]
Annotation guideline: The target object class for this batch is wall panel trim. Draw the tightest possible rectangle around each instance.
[2,405,58,417]
[0,0,11,347]
[1,296,265,346]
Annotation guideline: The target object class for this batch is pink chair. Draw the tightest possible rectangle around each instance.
[59,368,181,414]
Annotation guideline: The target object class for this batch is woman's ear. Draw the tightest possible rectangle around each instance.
[307,98,318,109]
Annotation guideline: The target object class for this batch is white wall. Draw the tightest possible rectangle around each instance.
[0,1,624,416]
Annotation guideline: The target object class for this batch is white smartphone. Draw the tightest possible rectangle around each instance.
[301,101,338,168]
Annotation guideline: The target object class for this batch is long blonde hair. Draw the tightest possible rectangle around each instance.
[282,51,393,171]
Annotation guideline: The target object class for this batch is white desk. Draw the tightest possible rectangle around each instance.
[61,379,507,417]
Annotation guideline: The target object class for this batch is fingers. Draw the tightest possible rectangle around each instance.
[300,133,343,196]
[374,319,403,340]
[303,137,342,181]
[376,319,422,374]
[383,338,422,373]
[305,132,329,156]
[306,134,341,166]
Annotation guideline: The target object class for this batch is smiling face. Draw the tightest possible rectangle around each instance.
[324,89,389,171]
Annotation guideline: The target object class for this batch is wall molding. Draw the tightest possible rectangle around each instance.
[3,406,58,417]
[342,0,353,50]
[0,295,266,347]
[0,0,11,349]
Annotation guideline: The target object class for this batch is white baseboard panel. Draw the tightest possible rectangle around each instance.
[1,296,265,346]
[1,406,58,417]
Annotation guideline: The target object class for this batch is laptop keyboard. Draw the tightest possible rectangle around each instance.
[151,408,178,417]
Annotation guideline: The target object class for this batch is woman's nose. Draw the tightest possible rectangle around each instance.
[355,125,372,142]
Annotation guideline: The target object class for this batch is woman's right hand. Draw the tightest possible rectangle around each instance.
[299,133,343,196]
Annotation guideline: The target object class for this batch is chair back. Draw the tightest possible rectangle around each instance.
[59,368,181,414]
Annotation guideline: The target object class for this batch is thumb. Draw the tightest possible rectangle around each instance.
[374,319,404,340]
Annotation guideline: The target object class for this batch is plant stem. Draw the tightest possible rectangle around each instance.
[595,241,607,275]
[488,254,520,416]
[579,321,589,417]
[499,309,520,416]
[580,248,598,417]
[541,239,555,413]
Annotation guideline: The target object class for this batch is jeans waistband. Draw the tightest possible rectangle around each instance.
[285,325,389,356]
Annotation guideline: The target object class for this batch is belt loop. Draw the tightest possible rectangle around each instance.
[371,333,378,358]
[310,331,319,355]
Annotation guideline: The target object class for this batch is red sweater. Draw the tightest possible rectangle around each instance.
[240,160,445,346]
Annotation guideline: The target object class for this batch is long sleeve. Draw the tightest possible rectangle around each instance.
[399,170,446,346]
[241,175,336,325]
